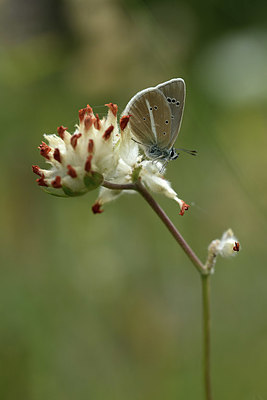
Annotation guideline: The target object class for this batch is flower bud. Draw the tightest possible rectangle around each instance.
[218,229,240,258]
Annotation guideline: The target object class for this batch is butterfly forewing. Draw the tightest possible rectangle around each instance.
[156,78,185,147]
[126,88,172,148]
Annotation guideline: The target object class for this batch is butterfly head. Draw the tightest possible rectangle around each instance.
[145,145,179,161]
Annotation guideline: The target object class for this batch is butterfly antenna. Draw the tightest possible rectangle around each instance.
[176,148,197,156]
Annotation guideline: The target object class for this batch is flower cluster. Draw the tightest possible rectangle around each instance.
[32,103,189,214]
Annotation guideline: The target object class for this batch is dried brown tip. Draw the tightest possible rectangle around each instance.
[38,142,51,159]
[57,126,67,140]
[85,155,93,172]
[53,148,61,163]
[233,242,240,252]
[52,176,62,188]
[86,104,93,115]
[36,174,48,187]
[32,165,42,176]
[88,139,94,153]
[79,107,87,122]
[179,202,190,216]
[70,133,82,149]
[120,115,131,131]
[79,105,93,122]
[105,103,118,117]
[103,125,114,141]
[67,165,77,178]
[92,202,103,214]
[94,114,101,130]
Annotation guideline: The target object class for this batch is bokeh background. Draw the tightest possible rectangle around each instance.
[1,0,267,399]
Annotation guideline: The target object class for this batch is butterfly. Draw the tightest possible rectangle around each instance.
[123,78,196,162]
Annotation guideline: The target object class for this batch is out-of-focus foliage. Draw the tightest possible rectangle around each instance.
[0,0,266,399]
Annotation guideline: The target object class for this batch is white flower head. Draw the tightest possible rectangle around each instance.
[33,103,189,215]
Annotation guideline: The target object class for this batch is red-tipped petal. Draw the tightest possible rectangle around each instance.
[88,139,94,153]
[105,103,118,117]
[103,125,114,141]
[57,126,67,139]
[84,115,93,131]
[94,114,101,130]
[92,202,103,214]
[53,148,61,163]
[38,142,51,159]
[85,155,93,172]
[52,176,62,188]
[120,115,131,131]
[36,175,48,187]
[70,133,82,149]
[179,201,190,216]
[32,165,42,176]
[79,107,86,122]
[67,165,77,178]
[86,104,93,115]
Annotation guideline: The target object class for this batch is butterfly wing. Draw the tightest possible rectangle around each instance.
[156,78,186,147]
[124,87,172,148]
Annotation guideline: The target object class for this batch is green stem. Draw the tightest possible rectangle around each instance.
[202,274,213,400]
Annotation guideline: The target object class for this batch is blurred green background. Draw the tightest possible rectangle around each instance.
[0,0,267,399]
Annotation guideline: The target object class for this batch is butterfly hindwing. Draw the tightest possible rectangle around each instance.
[156,78,185,147]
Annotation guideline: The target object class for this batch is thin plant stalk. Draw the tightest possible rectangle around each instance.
[103,179,213,400]
[135,180,205,274]
[103,180,205,274]
[202,274,213,400]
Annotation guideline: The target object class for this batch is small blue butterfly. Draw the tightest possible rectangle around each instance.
[123,78,196,162]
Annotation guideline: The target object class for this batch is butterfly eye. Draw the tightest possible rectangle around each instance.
[149,107,153,110]
[165,120,169,124]
[171,98,176,103]
[143,117,146,120]
[167,97,171,103]
[163,132,166,135]
[176,101,180,107]
[154,106,158,110]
